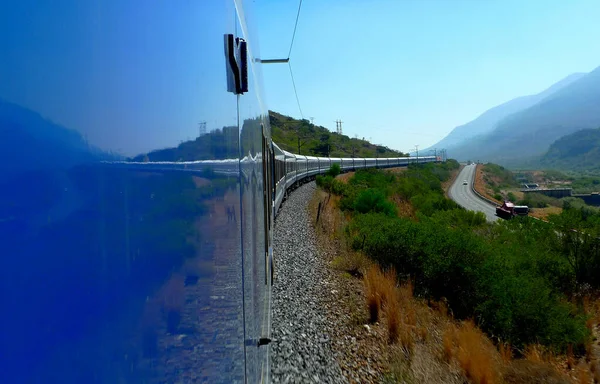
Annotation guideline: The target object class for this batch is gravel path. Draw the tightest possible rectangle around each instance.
[270,182,347,384]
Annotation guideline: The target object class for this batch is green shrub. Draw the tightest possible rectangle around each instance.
[494,193,503,201]
[325,163,341,178]
[340,162,591,351]
[316,175,333,190]
[429,208,487,228]
[518,193,560,208]
[476,261,588,350]
[410,192,457,216]
[353,189,397,217]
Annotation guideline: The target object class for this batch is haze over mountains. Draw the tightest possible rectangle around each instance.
[541,128,600,172]
[425,66,600,167]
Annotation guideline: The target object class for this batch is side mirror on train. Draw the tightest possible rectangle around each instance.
[224,34,248,94]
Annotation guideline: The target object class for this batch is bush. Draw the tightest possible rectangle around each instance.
[518,193,560,208]
[476,262,588,350]
[316,175,331,189]
[340,163,591,351]
[325,163,341,178]
[429,208,487,228]
[353,189,397,217]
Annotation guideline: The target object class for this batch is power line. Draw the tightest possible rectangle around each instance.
[260,0,305,120]
[288,0,303,59]
[288,62,304,118]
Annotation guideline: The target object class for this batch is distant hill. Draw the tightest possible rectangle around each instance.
[540,128,600,171]
[422,73,585,155]
[269,111,405,158]
[132,112,405,162]
[0,99,108,176]
[449,66,600,165]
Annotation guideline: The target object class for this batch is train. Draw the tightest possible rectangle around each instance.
[0,1,437,383]
[270,142,437,216]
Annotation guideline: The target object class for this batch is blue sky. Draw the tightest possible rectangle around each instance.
[255,0,600,153]
[1,1,599,156]
[0,1,240,156]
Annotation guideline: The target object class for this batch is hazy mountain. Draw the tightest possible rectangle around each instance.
[449,66,600,165]
[539,127,600,171]
[422,73,585,154]
[0,99,108,176]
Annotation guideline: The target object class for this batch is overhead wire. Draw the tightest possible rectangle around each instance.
[288,62,304,119]
[286,0,304,119]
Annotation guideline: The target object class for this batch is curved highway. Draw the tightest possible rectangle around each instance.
[448,164,499,222]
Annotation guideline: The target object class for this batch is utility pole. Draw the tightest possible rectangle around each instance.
[297,123,302,155]
[415,145,419,164]
[297,121,309,155]
[310,117,314,125]
[334,120,343,135]
[198,121,207,137]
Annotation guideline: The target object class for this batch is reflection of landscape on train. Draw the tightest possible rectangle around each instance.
[0,99,264,383]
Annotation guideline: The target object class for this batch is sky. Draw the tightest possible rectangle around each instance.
[0,1,242,156]
[254,0,600,153]
[1,1,599,156]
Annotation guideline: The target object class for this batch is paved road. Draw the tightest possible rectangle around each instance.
[448,164,499,222]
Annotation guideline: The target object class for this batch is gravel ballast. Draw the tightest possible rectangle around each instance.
[270,182,347,384]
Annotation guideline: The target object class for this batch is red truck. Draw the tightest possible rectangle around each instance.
[496,201,529,219]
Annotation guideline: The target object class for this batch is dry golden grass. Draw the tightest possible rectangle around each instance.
[331,250,370,276]
[399,323,414,353]
[474,164,503,205]
[500,342,513,364]
[385,167,408,175]
[503,360,571,384]
[335,171,355,184]
[577,362,592,384]
[390,195,416,219]
[365,286,381,323]
[587,341,594,364]
[399,280,417,327]
[567,344,576,371]
[364,265,396,324]
[417,325,428,342]
[433,299,449,318]
[442,325,454,363]
[529,206,563,220]
[455,320,499,384]
[386,296,400,343]
[525,344,544,363]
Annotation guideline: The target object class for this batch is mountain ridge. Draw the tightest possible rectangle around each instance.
[447,66,600,165]
[422,72,586,155]
[540,127,600,171]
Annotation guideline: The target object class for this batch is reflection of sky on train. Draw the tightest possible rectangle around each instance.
[0,1,237,156]
[0,1,272,381]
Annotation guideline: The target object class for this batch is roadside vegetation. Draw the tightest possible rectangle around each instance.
[314,161,600,383]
